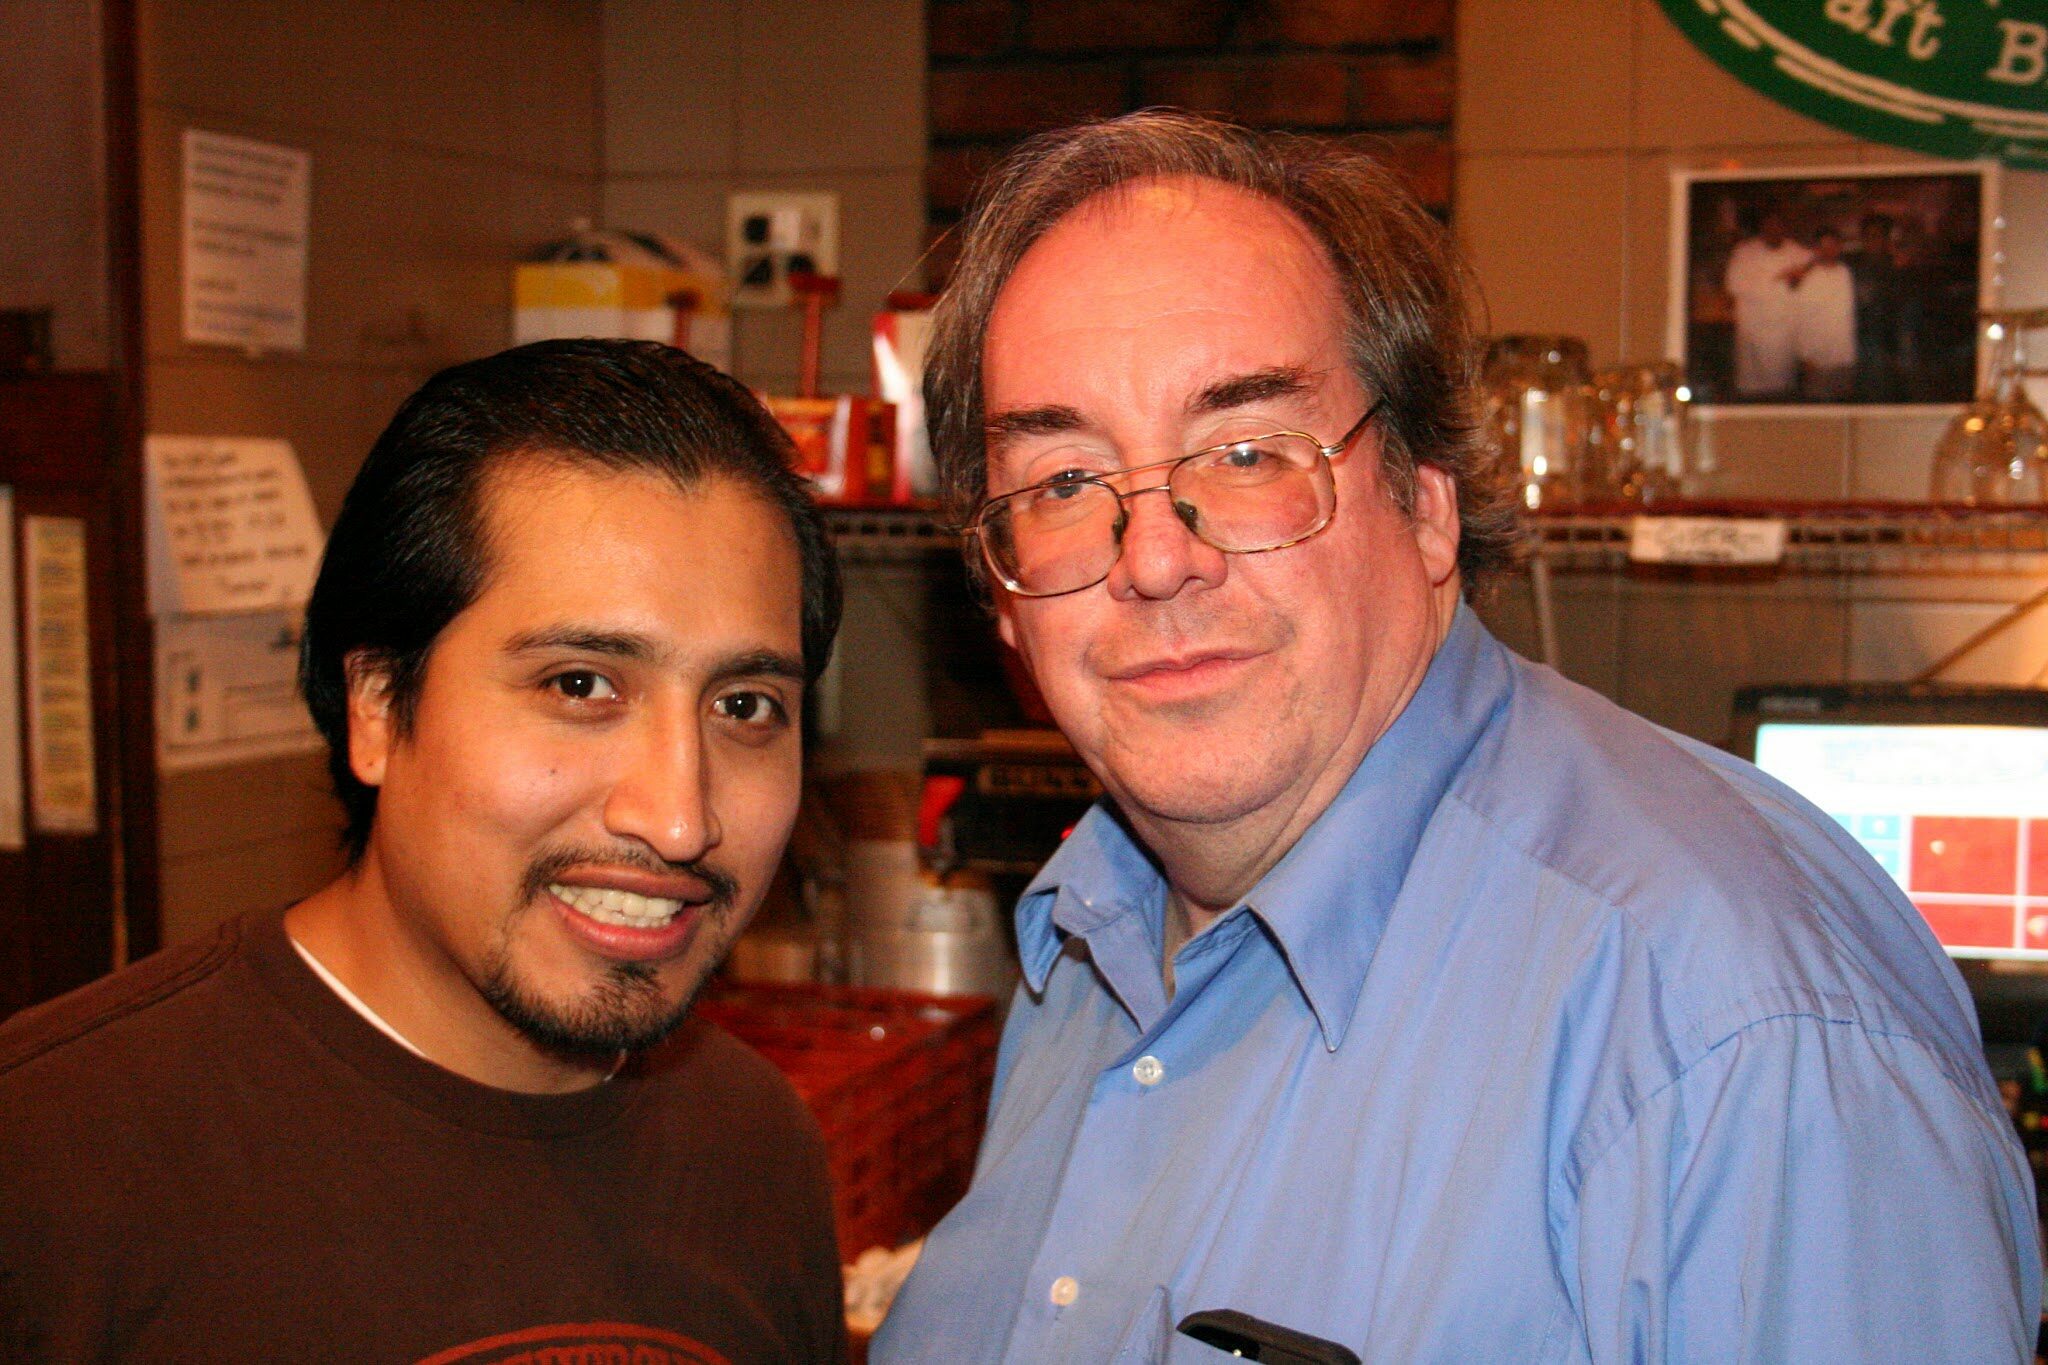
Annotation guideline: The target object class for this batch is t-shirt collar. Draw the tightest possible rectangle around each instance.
[1015,603,1509,1049]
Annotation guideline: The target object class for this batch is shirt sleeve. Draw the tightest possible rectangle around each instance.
[1565,1012,2039,1363]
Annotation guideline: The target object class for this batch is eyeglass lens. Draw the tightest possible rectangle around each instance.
[983,433,1336,596]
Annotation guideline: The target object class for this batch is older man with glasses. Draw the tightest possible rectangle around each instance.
[873,112,2037,1364]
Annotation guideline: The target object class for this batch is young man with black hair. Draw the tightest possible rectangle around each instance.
[0,340,847,1364]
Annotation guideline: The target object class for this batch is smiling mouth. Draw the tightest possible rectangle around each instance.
[1108,650,1259,682]
[547,882,686,929]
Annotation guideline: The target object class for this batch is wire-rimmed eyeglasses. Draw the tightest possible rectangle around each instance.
[969,398,1384,598]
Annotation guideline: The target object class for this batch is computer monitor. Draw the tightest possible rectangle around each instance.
[1730,684,2048,963]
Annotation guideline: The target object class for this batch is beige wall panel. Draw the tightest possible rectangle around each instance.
[144,0,601,175]
[736,0,925,174]
[1848,413,1951,501]
[1692,415,1850,499]
[605,0,741,177]
[378,147,598,350]
[1618,152,1674,366]
[1458,151,1629,362]
[161,827,349,947]
[160,751,336,863]
[0,0,109,368]
[1617,581,1849,742]
[1457,0,1632,155]
[603,175,731,256]
[1849,598,2048,685]
[1628,0,1857,152]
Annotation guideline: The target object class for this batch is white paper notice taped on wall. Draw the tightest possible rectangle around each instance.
[145,436,323,616]
[25,516,96,835]
[156,609,321,773]
[182,128,309,353]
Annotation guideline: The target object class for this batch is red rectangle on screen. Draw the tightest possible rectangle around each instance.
[1911,816,2020,895]
[1915,899,2019,951]
[2028,820,2048,896]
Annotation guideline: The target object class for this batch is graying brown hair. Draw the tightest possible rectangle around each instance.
[926,110,1520,590]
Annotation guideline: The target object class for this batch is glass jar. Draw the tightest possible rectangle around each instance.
[1482,335,1593,510]
[1591,361,1694,505]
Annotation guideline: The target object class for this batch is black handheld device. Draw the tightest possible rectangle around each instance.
[1175,1309,1362,1365]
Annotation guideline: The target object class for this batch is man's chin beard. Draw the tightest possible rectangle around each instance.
[485,845,741,1061]
[478,954,704,1062]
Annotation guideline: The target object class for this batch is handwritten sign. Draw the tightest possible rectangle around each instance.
[1659,1,2048,167]
[182,129,309,352]
[145,436,323,616]
[1628,515,1789,565]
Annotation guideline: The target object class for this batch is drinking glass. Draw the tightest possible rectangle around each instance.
[1930,310,2048,505]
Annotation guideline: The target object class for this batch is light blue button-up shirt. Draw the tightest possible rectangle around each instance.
[875,609,2040,1363]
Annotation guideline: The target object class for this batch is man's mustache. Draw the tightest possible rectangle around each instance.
[517,844,741,909]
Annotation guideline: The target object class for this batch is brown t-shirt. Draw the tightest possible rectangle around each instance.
[0,908,846,1365]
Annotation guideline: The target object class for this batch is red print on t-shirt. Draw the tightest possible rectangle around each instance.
[413,1322,733,1365]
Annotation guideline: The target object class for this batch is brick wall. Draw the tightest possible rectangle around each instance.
[924,0,1455,287]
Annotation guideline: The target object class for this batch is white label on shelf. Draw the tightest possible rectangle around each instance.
[1627,516,1787,566]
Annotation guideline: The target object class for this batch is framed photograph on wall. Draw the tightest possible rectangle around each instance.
[1667,164,1998,414]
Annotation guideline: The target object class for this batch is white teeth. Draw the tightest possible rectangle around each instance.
[547,882,684,928]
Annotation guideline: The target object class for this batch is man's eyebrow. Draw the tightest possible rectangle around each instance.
[504,633,804,685]
[710,648,807,687]
[984,404,1087,446]
[506,627,657,661]
[1188,365,1315,417]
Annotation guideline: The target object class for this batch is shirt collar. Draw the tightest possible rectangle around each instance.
[1014,604,1510,1048]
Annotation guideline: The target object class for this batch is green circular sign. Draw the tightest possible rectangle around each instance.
[1658,0,2048,167]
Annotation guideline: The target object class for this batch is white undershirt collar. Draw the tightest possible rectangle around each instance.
[288,933,431,1059]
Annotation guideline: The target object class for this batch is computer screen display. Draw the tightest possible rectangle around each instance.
[1751,721,2048,960]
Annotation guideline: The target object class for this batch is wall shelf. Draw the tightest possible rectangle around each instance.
[1528,505,2048,576]
[828,502,2048,576]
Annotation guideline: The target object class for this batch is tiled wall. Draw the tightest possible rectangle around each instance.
[1459,0,2048,737]
[141,0,606,944]
[925,0,1453,287]
[603,0,927,398]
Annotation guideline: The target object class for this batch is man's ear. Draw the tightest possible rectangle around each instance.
[994,592,1019,651]
[1411,463,1462,589]
[344,651,398,788]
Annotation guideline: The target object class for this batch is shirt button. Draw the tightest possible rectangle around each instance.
[1049,1275,1079,1307]
[1132,1055,1165,1087]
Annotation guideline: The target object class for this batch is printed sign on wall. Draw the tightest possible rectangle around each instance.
[181,129,310,352]
[1659,0,2048,167]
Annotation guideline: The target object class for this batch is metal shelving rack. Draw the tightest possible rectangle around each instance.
[829,501,2048,573]
[826,501,2048,682]
[1527,504,2048,576]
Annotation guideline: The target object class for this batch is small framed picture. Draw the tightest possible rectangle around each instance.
[1667,163,1999,414]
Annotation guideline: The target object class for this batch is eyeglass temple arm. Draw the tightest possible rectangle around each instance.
[1325,395,1387,455]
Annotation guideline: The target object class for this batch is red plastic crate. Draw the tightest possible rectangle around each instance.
[696,982,1000,1260]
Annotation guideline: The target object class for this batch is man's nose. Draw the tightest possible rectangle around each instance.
[1106,484,1227,600]
[602,712,722,865]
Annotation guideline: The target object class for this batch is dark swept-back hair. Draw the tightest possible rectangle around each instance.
[300,338,842,859]
[927,109,1520,588]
